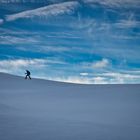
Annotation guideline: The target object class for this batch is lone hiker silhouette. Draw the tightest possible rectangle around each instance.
[25,70,31,79]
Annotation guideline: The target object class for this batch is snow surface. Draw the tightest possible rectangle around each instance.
[0,72,140,140]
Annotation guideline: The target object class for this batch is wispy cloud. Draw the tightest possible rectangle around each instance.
[0,35,39,45]
[80,72,89,76]
[0,0,22,3]
[2,0,139,7]
[97,72,140,84]
[0,19,3,25]
[0,59,46,70]
[0,58,65,69]
[114,13,140,29]
[92,76,108,84]
[83,0,140,8]
[115,20,140,29]
[38,70,140,84]
[5,1,79,22]
[92,58,110,69]
[48,70,140,84]
[0,58,66,73]
[50,76,92,84]
[0,0,54,3]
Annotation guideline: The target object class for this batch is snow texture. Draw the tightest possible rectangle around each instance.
[0,72,140,140]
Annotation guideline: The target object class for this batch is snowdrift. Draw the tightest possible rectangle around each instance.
[0,72,140,140]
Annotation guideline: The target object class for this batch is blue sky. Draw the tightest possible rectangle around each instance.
[0,0,140,84]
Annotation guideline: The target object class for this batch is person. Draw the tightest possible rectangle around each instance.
[25,70,31,79]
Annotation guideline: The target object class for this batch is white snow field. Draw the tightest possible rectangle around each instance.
[0,72,140,140]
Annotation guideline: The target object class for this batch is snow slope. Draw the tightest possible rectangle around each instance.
[0,72,140,140]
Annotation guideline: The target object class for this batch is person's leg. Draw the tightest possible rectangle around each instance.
[29,75,31,79]
[25,75,27,79]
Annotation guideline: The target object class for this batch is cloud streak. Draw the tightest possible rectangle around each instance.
[5,1,79,22]
[83,0,140,8]
[96,72,140,84]
[0,58,65,69]
[0,59,46,70]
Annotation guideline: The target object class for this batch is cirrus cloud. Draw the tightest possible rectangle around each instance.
[83,0,140,8]
[5,1,79,22]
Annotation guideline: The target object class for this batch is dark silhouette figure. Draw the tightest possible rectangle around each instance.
[25,70,31,79]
